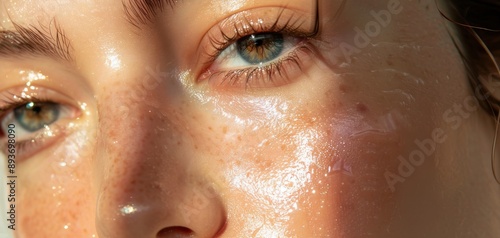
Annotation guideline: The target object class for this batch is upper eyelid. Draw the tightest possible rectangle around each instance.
[206,8,317,57]
[0,67,94,117]
[218,8,301,37]
[0,96,49,115]
[0,86,81,115]
[218,8,313,38]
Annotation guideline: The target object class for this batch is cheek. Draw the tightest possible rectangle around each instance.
[307,73,441,235]
[218,109,328,235]
[213,76,424,235]
[199,64,410,234]
[18,128,97,237]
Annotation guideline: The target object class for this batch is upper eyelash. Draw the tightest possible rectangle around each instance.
[0,92,51,114]
[206,6,320,64]
[123,0,179,28]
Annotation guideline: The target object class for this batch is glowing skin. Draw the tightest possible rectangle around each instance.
[0,0,499,237]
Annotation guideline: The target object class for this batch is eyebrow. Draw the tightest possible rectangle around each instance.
[0,20,73,62]
[122,0,180,28]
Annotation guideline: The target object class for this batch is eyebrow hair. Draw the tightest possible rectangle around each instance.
[0,20,73,62]
[122,0,180,28]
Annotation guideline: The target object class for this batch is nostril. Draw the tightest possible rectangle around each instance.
[157,226,194,238]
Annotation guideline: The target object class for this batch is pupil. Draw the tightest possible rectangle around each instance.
[32,106,42,114]
[254,39,264,47]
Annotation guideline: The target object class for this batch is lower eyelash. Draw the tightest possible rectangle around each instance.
[0,122,63,162]
[15,139,40,158]
[223,54,300,87]
[205,42,316,89]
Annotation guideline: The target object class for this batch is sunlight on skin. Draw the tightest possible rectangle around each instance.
[0,0,499,237]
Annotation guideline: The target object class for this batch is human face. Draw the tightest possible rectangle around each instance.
[1,0,498,237]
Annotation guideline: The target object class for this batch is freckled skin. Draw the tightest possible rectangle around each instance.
[1,0,499,237]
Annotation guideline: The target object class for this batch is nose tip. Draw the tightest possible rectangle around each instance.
[156,222,226,238]
[95,180,227,238]
[94,95,227,238]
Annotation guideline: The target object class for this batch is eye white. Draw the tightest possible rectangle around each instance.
[214,35,300,69]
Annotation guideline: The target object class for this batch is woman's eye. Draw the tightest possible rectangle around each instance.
[1,101,73,141]
[236,33,285,65]
[0,98,80,161]
[215,32,299,70]
[203,32,312,89]
[13,102,60,132]
[197,7,320,89]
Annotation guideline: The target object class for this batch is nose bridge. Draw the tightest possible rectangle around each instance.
[95,95,177,236]
[94,87,226,237]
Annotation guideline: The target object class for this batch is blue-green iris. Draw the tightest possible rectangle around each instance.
[237,33,284,65]
[13,102,60,132]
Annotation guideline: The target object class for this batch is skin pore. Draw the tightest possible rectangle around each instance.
[0,0,499,237]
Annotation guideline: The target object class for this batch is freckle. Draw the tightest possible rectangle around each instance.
[208,126,213,131]
[339,84,349,93]
[304,115,316,126]
[280,144,286,151]
[222,126,228,134]
[194,145,199,150]
[356,103,369,113]
[386,59,393,66]
[237,136,242,141]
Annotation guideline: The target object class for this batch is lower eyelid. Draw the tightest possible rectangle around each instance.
[202,41,317,90]
[0,115,79,163]
[1,123,67,163]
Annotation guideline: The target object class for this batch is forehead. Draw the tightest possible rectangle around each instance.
[0,0,341,25]
[0,0,428,28]
[0,0,436,65]
[0,0,128,30]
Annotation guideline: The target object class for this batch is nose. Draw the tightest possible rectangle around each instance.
[94,94,226,238]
